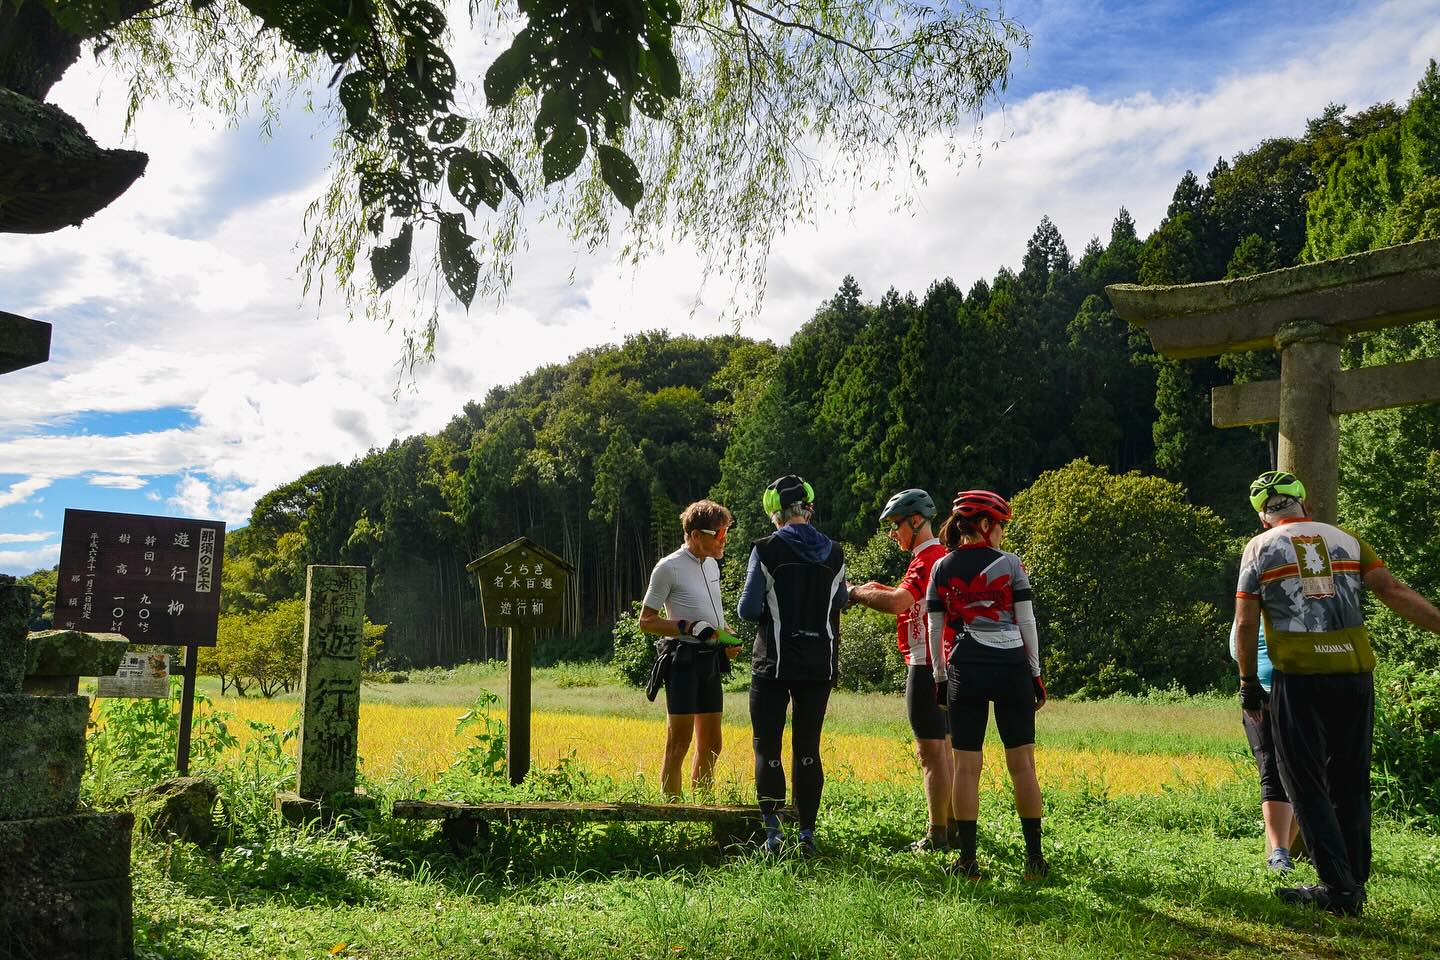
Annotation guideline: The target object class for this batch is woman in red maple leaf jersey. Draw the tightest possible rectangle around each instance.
[925,489,1048,880]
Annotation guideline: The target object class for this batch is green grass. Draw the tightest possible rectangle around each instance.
[117,670,1440,959]
[132,775,1440,959]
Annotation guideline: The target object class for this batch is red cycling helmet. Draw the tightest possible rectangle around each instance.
[951,489,1012,523]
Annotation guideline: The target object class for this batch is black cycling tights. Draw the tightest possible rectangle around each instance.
[750,675,832,831]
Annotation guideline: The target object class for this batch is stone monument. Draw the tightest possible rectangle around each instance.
[277,565,366,818]
[1107,238,1440,522]
[0,575,134,960]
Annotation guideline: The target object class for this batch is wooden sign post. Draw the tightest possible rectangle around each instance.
[53,508,226,775]
[466,538,573,786]
[1108,238,1440,522]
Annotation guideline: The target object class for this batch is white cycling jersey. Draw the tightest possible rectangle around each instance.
[642,546,728,632]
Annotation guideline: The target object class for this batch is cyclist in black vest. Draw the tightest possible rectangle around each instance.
[738,474,849,856]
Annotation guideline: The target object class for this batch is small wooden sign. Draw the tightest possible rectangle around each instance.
[95,650,170,699]
[466,538,573,631]
[466,538,573,785]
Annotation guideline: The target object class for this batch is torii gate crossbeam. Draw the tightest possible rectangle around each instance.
[1105,238,1440,523]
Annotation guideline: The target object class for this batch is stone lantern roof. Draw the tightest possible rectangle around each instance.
[0,86,147,234]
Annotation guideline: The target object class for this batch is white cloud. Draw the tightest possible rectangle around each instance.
[0,0,1437,530]
[0,531,54,543]
[0,546,61,572]
[88,474,149,490]
[0,477,53,511]
[169,475,216,518]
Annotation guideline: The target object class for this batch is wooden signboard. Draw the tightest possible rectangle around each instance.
[54,508,226,774]
[467,538,570,630]
[54,508,225,647]
[466,538,574,785]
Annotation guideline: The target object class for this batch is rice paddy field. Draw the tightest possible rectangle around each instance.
[119,666,1440,960]
[197,666,1242,797]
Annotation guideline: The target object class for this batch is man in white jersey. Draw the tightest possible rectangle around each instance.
[640,499,740,799]
[1235,471,1440,916]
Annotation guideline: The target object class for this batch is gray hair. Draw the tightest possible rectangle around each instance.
[1260,495,1306,523]
[771,502,812,526]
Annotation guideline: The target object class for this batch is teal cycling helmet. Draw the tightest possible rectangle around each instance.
[763,475,815,514]
[879,488,936,522]
[1249,470,1306,512]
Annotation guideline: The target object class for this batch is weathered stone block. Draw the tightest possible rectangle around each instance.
[25,629,129,679]
[134,776,218,848]
[0,575,30,694]
[0,693,88,819]
[0,812,134,960]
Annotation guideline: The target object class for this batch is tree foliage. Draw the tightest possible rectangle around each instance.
[1304,61,1440,670]
[1006,460,1235,698]
[6,0,1028,367]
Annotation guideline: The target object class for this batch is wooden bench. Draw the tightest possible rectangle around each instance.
[392,800,766,851]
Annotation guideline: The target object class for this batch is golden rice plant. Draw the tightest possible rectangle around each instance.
[204,698,1236,796]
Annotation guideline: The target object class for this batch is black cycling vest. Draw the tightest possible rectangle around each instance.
[749,533,846,681]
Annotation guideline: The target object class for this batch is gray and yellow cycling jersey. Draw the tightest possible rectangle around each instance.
[1236,519,1384,674]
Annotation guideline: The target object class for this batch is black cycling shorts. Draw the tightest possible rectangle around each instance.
[947,661,1035,751]
[905,665,948,741]
[1242,705,1289,803]
[665,648,724,715]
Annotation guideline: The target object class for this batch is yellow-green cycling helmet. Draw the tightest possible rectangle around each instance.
[1249,470,1306,512]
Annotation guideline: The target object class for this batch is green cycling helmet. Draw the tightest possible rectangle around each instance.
[879,488,936,522]
[1249,470,1306,512]
[763,475,815,514]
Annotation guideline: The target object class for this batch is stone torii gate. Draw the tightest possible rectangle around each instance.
[1106,238,1440,523]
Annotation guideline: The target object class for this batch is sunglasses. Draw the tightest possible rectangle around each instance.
[699,527,729,538]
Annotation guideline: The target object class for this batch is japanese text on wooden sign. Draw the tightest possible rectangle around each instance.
[54,509,226,646]
[467,538,572,630]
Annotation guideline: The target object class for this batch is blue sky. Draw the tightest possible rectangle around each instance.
[2,0,1438,576]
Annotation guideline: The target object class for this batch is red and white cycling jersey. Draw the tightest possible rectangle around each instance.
[897,538,947,666]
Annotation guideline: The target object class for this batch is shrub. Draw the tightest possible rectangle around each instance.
[612,601,654,688]
[845,530,911,586]
[1007,459,1236,697]
[1373,662,1440,826]
[536,621,615,666]
[84,680,238,807]
[836,606,905,693]
[549,660,609,688]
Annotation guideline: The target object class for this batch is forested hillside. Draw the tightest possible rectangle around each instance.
[28,63,1436,681]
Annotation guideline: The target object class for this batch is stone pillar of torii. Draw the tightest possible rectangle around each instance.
[1106,238,1440,524]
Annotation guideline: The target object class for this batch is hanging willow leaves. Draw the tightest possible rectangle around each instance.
[370,223,414,291]
[43,0,1029,350]
[438,213,479,306]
